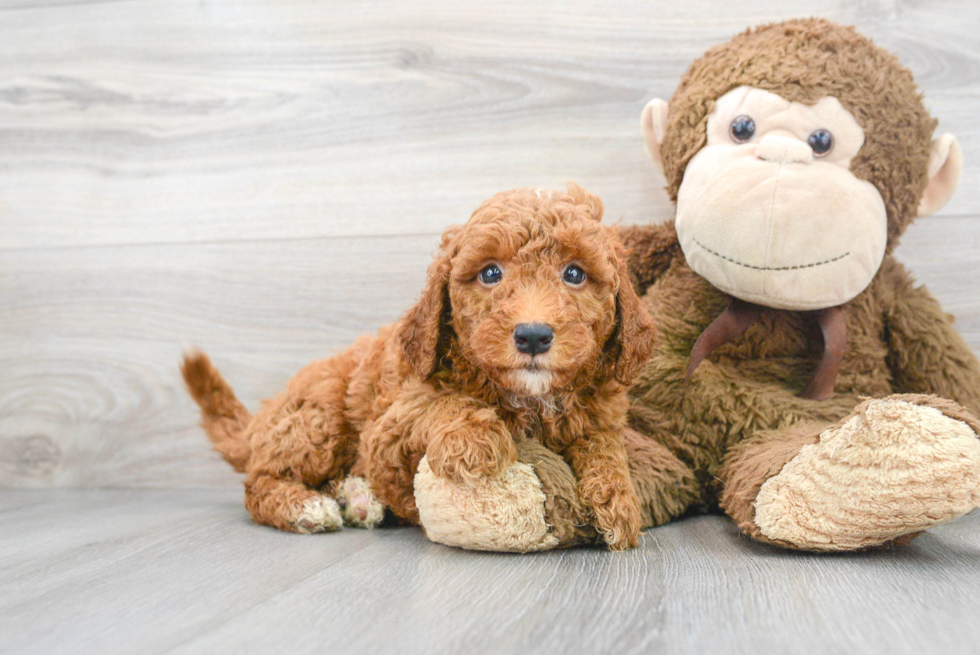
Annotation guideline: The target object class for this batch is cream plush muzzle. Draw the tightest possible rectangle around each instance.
[676,142,887,310]
[673,87,888,311]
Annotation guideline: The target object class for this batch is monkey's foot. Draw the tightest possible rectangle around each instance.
[414,440,597,552]
[335,476,385,529]
[754,396,980,551]
[292,495,344,534]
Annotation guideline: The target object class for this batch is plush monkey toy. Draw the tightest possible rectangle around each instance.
[413,18,980,553]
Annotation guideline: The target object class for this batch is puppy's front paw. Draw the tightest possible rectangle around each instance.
[583,479,642,551]
[426,408,517,484]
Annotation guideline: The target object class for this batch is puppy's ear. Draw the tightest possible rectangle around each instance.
[607,240,656,385]
[399,228,458,378]
[564,181,604,222]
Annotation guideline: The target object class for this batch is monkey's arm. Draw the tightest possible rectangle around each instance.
[617,220,682,294]
[881,258,980,415]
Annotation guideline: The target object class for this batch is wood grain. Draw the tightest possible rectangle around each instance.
[1,489,979,654]
[1,0,979,250]
[1,0,980,487]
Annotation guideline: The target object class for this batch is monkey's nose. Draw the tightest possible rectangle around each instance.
[514,323,554,356]
[755,134,813,165]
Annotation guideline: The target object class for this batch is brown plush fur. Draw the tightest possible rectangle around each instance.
[612,19,980,548]
[182,184,655,549]
[659,18,936,250]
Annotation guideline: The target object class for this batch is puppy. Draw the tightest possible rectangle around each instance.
[181,184,655,549]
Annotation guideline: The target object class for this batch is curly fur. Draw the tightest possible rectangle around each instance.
[182,184,655,549]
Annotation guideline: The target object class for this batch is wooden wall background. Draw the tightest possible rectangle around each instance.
[1,0,978,488]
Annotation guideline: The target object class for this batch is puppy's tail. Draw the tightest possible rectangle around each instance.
[180,349,251,473]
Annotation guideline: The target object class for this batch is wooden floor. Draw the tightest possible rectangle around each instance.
[1,489,979,655]
[3,1,980,653]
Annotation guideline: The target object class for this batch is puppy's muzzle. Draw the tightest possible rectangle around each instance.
[514,323,554,356]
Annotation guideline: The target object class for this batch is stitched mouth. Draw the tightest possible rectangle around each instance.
[693,238,849,271]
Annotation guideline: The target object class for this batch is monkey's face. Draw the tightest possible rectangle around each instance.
[674,86,887,310]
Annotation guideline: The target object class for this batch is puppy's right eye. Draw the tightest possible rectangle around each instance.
[478,264,503,286]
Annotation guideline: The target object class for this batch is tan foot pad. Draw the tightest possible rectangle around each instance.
[414,456,559,553]
[755,398,980,551]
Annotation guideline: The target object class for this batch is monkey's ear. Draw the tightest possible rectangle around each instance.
[918,134,962,217]
[640,99,670,176]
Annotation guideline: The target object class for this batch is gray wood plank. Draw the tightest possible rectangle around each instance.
[2,0,980,489]
[1,489,978,655]
[0,0,978,250]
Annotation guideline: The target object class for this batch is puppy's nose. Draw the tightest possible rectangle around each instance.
[514,323,554,356]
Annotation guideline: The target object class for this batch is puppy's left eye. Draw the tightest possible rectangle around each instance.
[562,264,586,287]
[478,263,503,286]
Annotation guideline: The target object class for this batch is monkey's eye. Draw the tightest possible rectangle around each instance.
[807,129,834,157]
[562,264,587,287]
[478,263,503,286]
[729,115,756,143]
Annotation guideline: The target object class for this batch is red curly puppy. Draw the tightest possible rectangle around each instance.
[182,184,655,549]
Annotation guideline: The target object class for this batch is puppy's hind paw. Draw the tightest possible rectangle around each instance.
[335,476,385,528]
[293,495,344,534]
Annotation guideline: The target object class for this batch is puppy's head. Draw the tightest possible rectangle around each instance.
[400,183,655,397]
